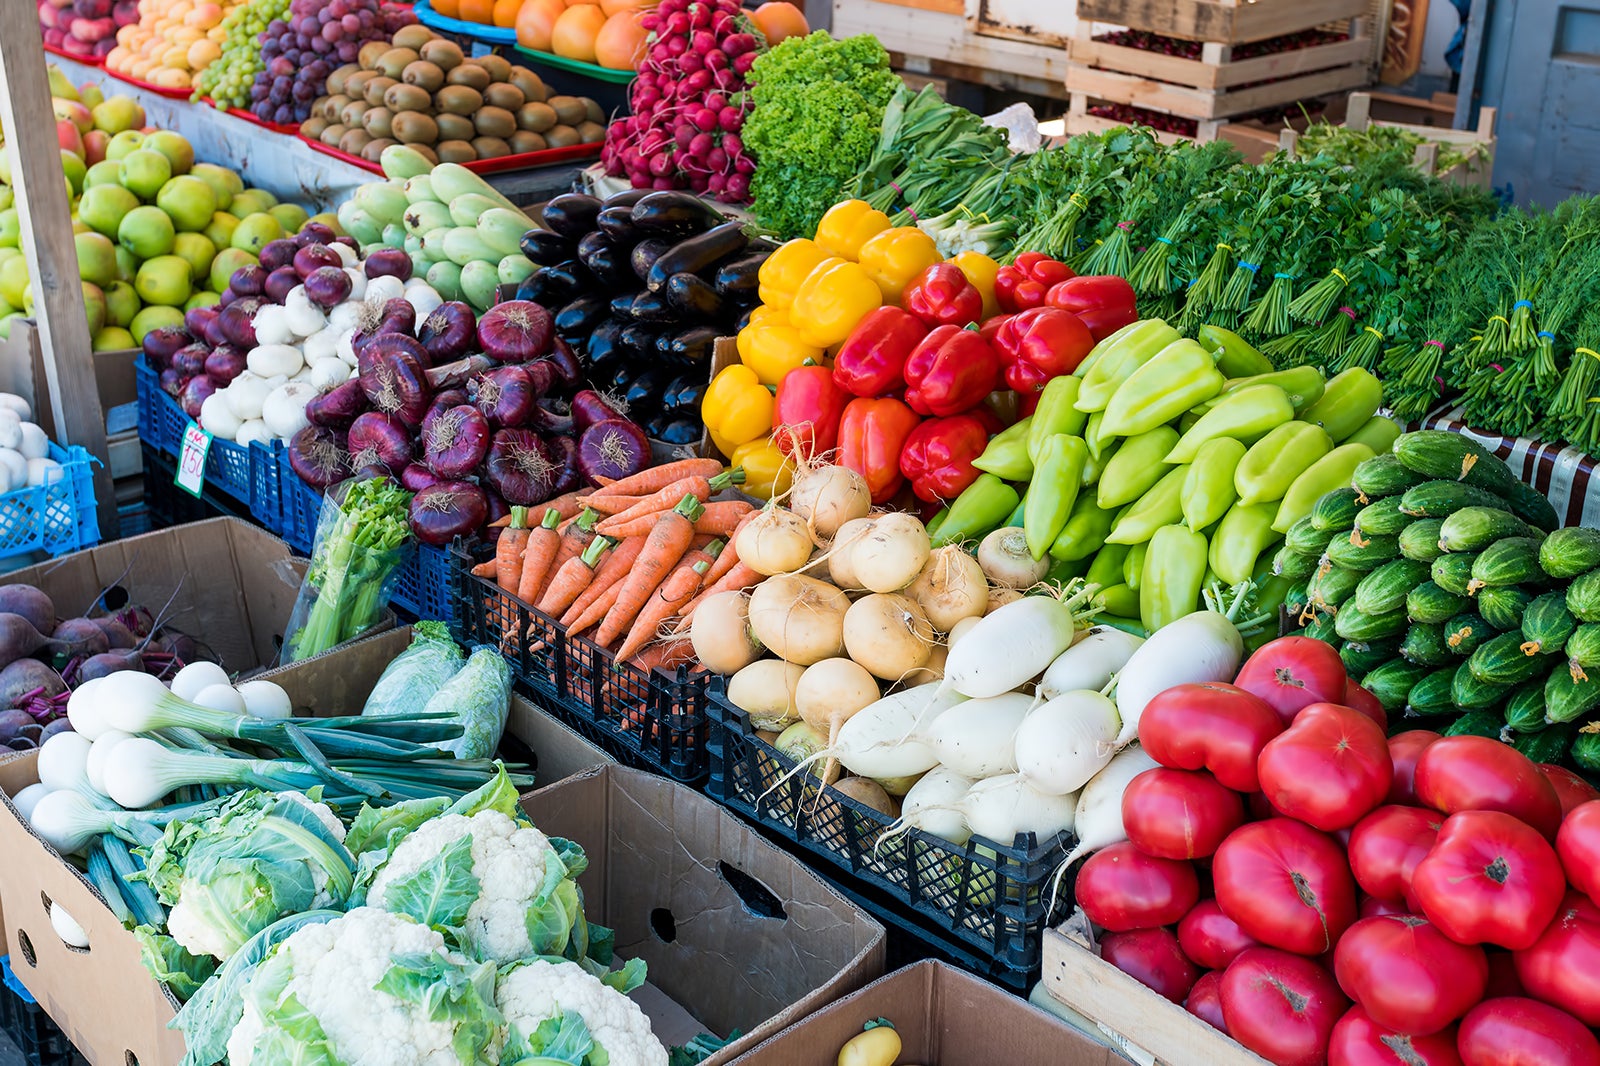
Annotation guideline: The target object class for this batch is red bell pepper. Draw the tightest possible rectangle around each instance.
[899,410,1000,502]
[772,363,850,461]
[837,396,922,504]
[995,252,1074,313]
[992,306,1096,396]
[1045,275,1139,341]
[830,306,928,398]
[903,325,1001,418]
[903,263,983,329]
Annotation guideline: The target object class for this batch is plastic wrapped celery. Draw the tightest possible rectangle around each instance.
[422,646,511,759]
[361,622,465,720]
[282,477,413,664]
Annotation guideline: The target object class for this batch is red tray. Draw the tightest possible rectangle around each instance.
[42,41,104,66]
[218,102,301,135]
[104,67,196,99]
[298,133,601,174]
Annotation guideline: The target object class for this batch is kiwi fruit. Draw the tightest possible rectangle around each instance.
[339,128,373,155]
[320,123,349,146]
[583,98,604,125]
[384,83,430,114]
[479,82,521,112]
[401,59,444,92]
[357,40,388,70]
[363,76,397,107]
[507,67,546,103]
[436,140,477,163]
[392,111,440,145]
[341,100,369,128]
[433,112,475,141]
[362,106,394,139]
[516,101,557,133]
[435,84,483,116]
[548,95,586,126]
[508,130,546,154]
[544,124,580,148]
[575,120,605,144]
[473,106,516,139]
[344,70,375,98]
[390,24,432,51]
[301,116,329,139]
[326,64,359,95]
[446,62,492,91]
[470,136,511,160]
[419,38,463,71]
[321,94,349,123]
[362,137,398,163]
[474,53,511,81]
[376,47,418,81]
[410,143,440,165]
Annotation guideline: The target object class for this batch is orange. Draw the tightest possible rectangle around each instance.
[550,2,605,61]
[593,9,645,69]
[750,1,807,45]
[458,0,494,24]
[433,0,461,18]
[514,0,565,51]
[491,0,519,27]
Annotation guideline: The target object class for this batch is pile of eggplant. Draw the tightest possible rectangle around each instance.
[514,189,771,446]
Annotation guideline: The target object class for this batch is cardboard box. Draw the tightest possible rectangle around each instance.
[727,960,1122,1064]
[518,765,886,1064]
[0,632,615,1066]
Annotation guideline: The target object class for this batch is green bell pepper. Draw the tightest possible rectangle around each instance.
[933,473,1020,546]
[1085,541,1130,588]
[1097,427,1179,509]
[1024,434,1088,559]
[1028,377,1088,465]
[1166,383,1295,463]
[1047,555,1092,585]
[1108,464,1189,545]
[1234,421,1333,505]
[1271,442,1376,532]
[1221,365,1327,413]
[1197,324,1275,378]
[971,416,1034,481]
[1302,367,1383,443]
[1084,411,1112,461]
[1051,493,1117,562]
[1075,319,1183,413]
[1100,338,1226,438]
[1182,437,1247,532]
[1141,524,1209,631]
[1075,318,1147,381]
[1209,500,1282,585]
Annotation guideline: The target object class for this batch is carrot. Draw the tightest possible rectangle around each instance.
[614,540,722,661]
[537,509,602,601]
[566,581,621,636]
[594,494,703,648]
[595,469,744,534]
[691,500,755,536]
[495,507,532,592]
[574,493,650,516]
[560,536,646,626]
[537,535,612,617]
[585,458,725,499]
[513,508,564,605]
[542,491,587,522]
[471,560,497,578]
[704,510,756,585]
[673,560,765,634]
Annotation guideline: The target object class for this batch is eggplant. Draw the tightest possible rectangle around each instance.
[630,290,681,323]
[630,238,673,282]
[619,322,661,358]
[542,193,604,239]
[495,283,520,306]
[554,294,609,340]
[517,268,577,307]
[600,188,654,208]
[662,272,723,319]
[595,206,644,248]
[585,317,628,365]
[663,325,720,363]
[520,228,574,265]
[646,415,702,446]
[733,306,757,332]
[601,359,635,395]
[713,253,765,298]
[646,222,749,292]
[624,368,664,413]
[541,259,592,300]
[631,191,724,235]
[576,231,633,289]
[660,375,707,412]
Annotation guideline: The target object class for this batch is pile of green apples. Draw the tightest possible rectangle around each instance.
[0,67,320,350]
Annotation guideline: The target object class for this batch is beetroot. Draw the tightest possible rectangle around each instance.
[75,649,143,682]
[287,425,351,489]
[364,248,413,282]
[305,266,353,309]
[417,301,476,364]
[265,266,301,305]
[305,379,368,428]
[577,418,650,486]
[477,301,553,362]
[423,405,490,479]
[294,243,342,279]
[0,659,65,708]
[347,411,413,472]
[52,617,109,658]
[473,365,540,428]
[0,611,58,666]
[180,375,218,419]
[485,428,563,505]
[0,587,55,637]
[90,616,138,649]
[408,480,489,545]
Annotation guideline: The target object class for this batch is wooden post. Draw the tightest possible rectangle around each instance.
[0,7,118,538]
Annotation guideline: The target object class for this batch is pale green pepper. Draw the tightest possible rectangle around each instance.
[1209,501,1282,585]
[1025,434,1088,559]
[1124,541,1149,591]
[1234,421,1333,505]
[972,417,1034,481]
[1074,318,1147,381]
[1108,464,1189,545]
[1075,319,1184,413]
[1182,437,1247,531]
[1051,493,1117,562]
[1302,367,1383,442]
[934,473,1020,546]
[1101,339,1226,438]
[1343,415,1403,456]
[1082,437,1115,487]
[1141,524,1209,631]
[1166,383,1295,463]
[1097,582,1141,619]
[1197,323,1275,378]
[1028,376,1088,465]
[1222,365,1327,413]
[1098,427,1179,509]
[1085,541,1130,587]
[1084,411,1112,460]
[1271,443,1376,532]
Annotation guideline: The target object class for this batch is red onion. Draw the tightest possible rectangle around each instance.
[347,410,413,472]
[545,434,582,496]
[217,298,261,349]
[204,346,247,384]
[364,248,412,282]
[202,311,229,348]
[417,301,476,364]
[399,462,442,492]
[142,325,193,368]
[352,298,417,356]
[472,365,540,428]
[172,343,210,378]
[287,425,351,489]
[300,222,337,245]
[484,487,510,525]
[421,388,466,440]
[485,428,562,505]
[305,379,368,428]
[426,354,496,392]
[159,368,182,396]
[218,288,240,307]
[361,348,431,427]
[294,243,342,280]
[305,266,353,309]
[577,418,650,486]
[182,306,215,339]
[424,404,490,479]
[571,389,627,434]
[476,300,553,362]
[408,480,488,545]
[179,375,218,419]
[546,335,581,389]
[259,238,298,272]
[230,264,267,296]
[264,266,300,305]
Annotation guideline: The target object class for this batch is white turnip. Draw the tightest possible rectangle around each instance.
[842,593,935,681]
[977,527,1048,589]
[736,506,814,576]
[907,547,987,631]
[788,462,871,539]
[747,575,849,665]
[850,512,930,593]
[726,659,805,731]
[690,590,762,674]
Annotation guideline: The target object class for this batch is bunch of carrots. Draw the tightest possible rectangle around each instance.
[470,457,759,669]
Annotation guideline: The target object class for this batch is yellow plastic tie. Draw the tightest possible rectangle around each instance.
[1364,326,1383,339]
[1578,347,1600,362]
[1331,269,1348,284]
[1490,315,1510,326]
[1217,243,1233,252]
[1068,192,1088,207]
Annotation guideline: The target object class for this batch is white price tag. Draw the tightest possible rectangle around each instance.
[175,421,212,498]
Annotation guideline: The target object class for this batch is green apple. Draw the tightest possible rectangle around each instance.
[60,150,86,196]
[103,129,145,162]
[119,149,172,202]
[74,231,118,287]
[171,231,215,282]
[267,203,309,234]
[103,279,139,327]
[78,83,104,110]
[83,160,123,189]
[115,246,138,283]
[77,183,138,238]
[0,187,11,212]
[207,247,257,294]
[227,189,275,218]
[129,304,183,343]
[71,220,91,235]
[81,281,106,336]
[0,257,28,308]
[189,163,241,212]
[0,248,18,269]
[230,212,283,254]
[92,325,136,351]
[20,283,32,315]
[203,210,239,249]
[183,290,220,311]
[0,314,16,340]
[117,205,175,259]
[141,130,193,176]
[155,175,216,233]
[0,209,18,249]
[90,97,145,136]
[134,255,192,306]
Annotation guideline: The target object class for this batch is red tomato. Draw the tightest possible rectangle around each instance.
[1343,681,1387,731]
[1076,842,1199,932]
[1222,948,1349,1066]
[1136,682,1284,792]
[1348,806,1444,910]
[1333,915,1488,1035]
[1557,800,1600,907]
[1360,896,1412,919]
[1484,951,1525,1000]
[1122,768,1245,860]
[1186,970,1228,1033]
[1387,730,1442,805]
[1214,818,1358,956]
[1456,997,1600,1066]
[1257,703,1394,831]
[1100,927,1199,1004]
[1328,1006,1462,1066]
[1514,891,1600,1025]
[1179,899,1261,970]
[1234,636,1350,725]
[1413,736,1563,841]
[1411,810,1566,951]
[1540,764,1600,816]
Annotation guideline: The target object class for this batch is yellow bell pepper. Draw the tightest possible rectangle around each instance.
[745,303,786,329]
[737,317,825,386]
[813,199,891,261]
[757,238,832,312]
[731,436,793,499]
[951,250,1001,320]
[704,364,775,453]
[790,258,883,348]
[857,225,942,304]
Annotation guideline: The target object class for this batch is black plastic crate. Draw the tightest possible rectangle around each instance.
[141,444,255,531]
[704,680,1076,981]
[450,541,712,782]
[1,957,87,1066]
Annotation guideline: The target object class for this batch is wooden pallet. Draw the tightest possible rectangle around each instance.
[1068,20,1373,91]
[1076,0,1370,44]
[1066,56,1372,120]
[1063,102,1285,163]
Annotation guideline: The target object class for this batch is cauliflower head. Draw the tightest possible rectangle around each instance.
[496,958,667,1066]
[227,907,502,1066]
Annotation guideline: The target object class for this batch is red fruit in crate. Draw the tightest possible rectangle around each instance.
[1233,636,1348,724]
[112,0,137,24]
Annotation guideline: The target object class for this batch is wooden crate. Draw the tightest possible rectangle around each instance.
[1068,20,1373,91]
[1076,0,1370,45]
[1278,91,1498,187]
[1062,101,1285,163]
[1065,53,1371,120]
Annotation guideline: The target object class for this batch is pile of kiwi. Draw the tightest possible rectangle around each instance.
[299,24,608,164]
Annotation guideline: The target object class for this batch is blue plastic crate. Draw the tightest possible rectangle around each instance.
[248,439,287,538]
[277,450,321,554]
[0,443,100,562]
[133,354,163,452]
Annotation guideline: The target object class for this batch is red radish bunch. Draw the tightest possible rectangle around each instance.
[601,0,760,202]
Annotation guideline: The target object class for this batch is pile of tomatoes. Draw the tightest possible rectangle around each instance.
[1076,634,1600,1066]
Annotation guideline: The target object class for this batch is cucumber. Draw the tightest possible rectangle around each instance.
[1405,667,1458,716]
[1284,580,1311,623]
[1307,561,1363,611]
[1432,553,1480,597]
[1522,592,1578,655]
[1547,668,1600,724]
[1335,602,1408,642]
[1445,708,1509,737]
[1568,624,1600,669]
[1273,546,1320,582]
[1342,639,1400,679]
[1327,530,1401,572]
[1408,581,1470,625]
[1352,454,1427,499]
[1503,478,1560,533]
[1444,613,1496,656]
[1353,558,1433,615]
[1541,527,1600,579]
[1478,586,1535,633]
[1470,538,1546,591]
[1505,681,1550,733]
[1361,659,1432,713]
[1355,497,1414,537]
[1437,507,1536,552]
[1399,480,1507,519]
[1301,609,1339,645]
[1285,516,1330,556]
[1311,488,1363,532]
[1393,430,1520,496]
[1568,569,1600,623]
[1572,728,1600,773]
[1400,622,1451,666]
[1468,631,1548,685]
[1451,664,1516,711]
[1512,722,1574,763]
[1399,519,1448,563]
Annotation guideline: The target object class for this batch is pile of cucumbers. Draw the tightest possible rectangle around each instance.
[1284,430,1600,772]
